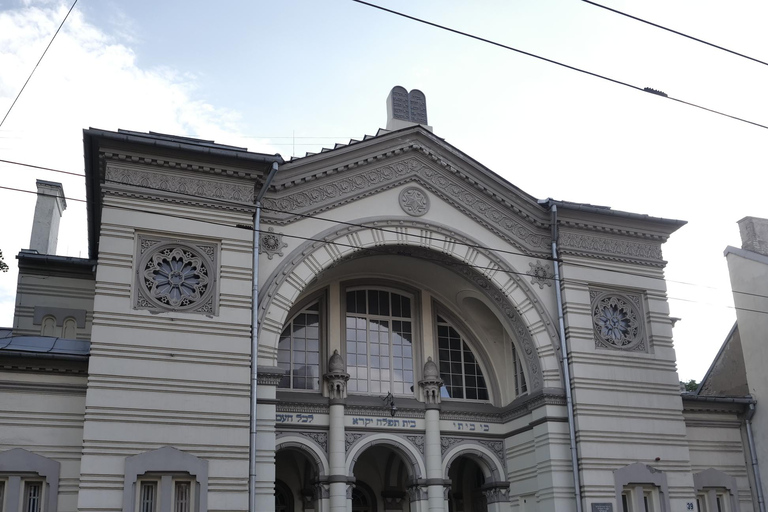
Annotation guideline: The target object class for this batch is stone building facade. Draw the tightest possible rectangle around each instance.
[0,89,763,512]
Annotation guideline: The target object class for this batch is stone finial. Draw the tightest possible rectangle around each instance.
[324,349,350,401]
[386,86,433,132]
[738,216,768,257]
[329,349,345,372]
[418,356,443,405]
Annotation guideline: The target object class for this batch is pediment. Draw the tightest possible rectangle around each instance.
[264,128,551,256]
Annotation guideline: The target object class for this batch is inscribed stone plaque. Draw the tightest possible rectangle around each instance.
[591,504,613,512]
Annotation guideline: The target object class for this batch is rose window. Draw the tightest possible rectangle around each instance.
[591,292,644,350]
[138,242,215,312]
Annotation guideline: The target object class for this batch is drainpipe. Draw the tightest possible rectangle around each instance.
[547,202,584,512]
[745,404,766,512]
[249,162,279,512]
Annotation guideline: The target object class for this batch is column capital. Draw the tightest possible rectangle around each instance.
[256,365,285,386]
[481,482,511,504]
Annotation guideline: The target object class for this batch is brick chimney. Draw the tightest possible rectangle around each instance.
[29,180,67,255]
[738,216,768,257]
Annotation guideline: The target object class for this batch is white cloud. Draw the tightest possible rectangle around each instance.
[0,2,278,326]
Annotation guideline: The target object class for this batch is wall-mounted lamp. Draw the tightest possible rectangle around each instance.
[381,391,398,417]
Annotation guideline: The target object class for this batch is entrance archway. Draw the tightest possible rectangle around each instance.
[275,446,322,511]
[351,444,413,512]
[448,456,487,512]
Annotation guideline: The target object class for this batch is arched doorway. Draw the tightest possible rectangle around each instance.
[448,456,487,512]
[352,445,413,512]
[275,446,322,511]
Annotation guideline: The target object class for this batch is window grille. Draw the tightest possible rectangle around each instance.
[346,289,413,395]
[24,482,42,512]
[175,481,191,512]
[139,482,157,512]
[436,316,488,400]
[277,302,321,390]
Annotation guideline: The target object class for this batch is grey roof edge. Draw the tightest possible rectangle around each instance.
[16,250,96,278]
[681,394,754,405]
[87,128,284,164]
[724,245,768,266]
[0,336,90,361]
[539,198,687,229]
[695,322,738,396]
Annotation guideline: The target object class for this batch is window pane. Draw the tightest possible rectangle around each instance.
[25,482,42,512]
[436,318,488,402]
[140,482,157,512]
[175,482,191,512]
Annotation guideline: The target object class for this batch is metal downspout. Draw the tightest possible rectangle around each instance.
[249,162,279,512]
[746,404,766,512]
[549,204,584,512]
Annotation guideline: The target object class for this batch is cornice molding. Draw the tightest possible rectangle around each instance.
[101,151,264,180]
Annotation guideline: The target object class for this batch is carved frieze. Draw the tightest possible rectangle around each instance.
[299,432,328,453]
[559,230,664,266]
[106,165,255,204]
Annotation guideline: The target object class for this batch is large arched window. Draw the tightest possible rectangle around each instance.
[345,289,414,395]
[436,316,489,400]
[277,302,321,390]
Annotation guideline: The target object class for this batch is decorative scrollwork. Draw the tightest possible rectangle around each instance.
[590,289,645,351]
[136,238,216,314]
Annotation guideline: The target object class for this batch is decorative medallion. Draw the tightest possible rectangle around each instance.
[527,260,553,289]
[404,435,425,454]
[259,227,288,259]
[136,237,217,315]
[590,289,646,351]
[398,187,430,217]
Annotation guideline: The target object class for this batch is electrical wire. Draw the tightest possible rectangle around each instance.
[0,0,79,128]
[2,183,767,316]
[351,0,768,131]
[0,158,764,299]
[581,0,768,67]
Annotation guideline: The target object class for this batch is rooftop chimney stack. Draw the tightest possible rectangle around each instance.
[738,216,768,257]
[29,180,67,255]
[386,86,432,132]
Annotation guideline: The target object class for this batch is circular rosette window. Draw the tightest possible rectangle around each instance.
[591,292,644,350]
[139,243,214,312]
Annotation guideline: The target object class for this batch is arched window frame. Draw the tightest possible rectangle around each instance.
[40,316,57,337]
[277,292,325,392]
[62,317,77,339]
[431,305,496,403]
[342,282,420,397]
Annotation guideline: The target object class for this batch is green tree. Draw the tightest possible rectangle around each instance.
[0,249,8,273]
[681,379,698,392]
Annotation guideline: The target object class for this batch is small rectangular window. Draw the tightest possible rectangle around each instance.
[622,493,631,512]
[174,481,191,512]
[0,480,5,512]
[139,481,157,512]
[24,482,42,512]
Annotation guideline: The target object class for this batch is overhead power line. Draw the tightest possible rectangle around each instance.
[0,0,79,129]
[0,158,764,299]
[3,182,768,315]
[582,0,768,67]
[351,0,768,131]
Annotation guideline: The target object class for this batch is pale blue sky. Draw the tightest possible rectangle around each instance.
[1,0,767,381]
